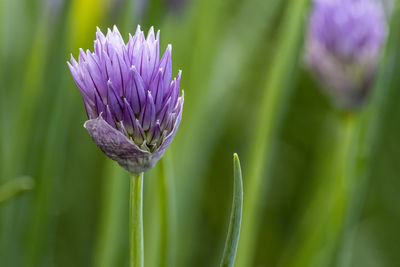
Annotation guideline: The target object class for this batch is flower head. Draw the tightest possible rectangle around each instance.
[305,0,387,109]
[68,25,184,173]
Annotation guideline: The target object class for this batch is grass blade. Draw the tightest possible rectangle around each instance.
[220,153,243,267]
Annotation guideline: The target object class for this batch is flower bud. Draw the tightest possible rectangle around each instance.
[305,0,387,109]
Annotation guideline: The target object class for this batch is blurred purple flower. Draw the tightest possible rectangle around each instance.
[68,25,184,173]
[305,0,387,108]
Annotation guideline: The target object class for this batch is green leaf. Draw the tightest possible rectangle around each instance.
[0,176,34,204]
[220,153,243,267]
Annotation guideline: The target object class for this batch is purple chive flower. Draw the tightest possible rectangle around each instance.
[68,25,184,173]
[305,0,387,108]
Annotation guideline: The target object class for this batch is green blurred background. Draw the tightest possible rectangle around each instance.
[1,0,400,266]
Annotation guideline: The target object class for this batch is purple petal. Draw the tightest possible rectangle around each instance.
[135,44,145,81]
[105,51,123,95]
[118,120,129,136]
[96,27,106,46]
[116,51,130,94]
[67,60,87,96]
[83,99,97,119]
[158,45,172,94]
[122,98,135,135]
[104,26,125,57]
[127,26,143,66]
[133,118,146,146]
[164,113,175,133]
[147,121,161,145]
[147,27,159,77]
[85,52,108,100]
[129,66,146,113]
[107,81,123,121]
[163,70,181,109]
[94,91,106,115]
[105,105,117,128]
[171,70,182,108]
[157,97,171,130]
[140,42,152,86]
[153,95,184,159]
[147,27,155,43]
[79,48,88,63]
[149,68,164,112]
[139,91,156,131]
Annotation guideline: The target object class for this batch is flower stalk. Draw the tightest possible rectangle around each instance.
[281,112,359,267]
[130,172,144,267]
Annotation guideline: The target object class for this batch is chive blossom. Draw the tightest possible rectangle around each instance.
[68,25,184,173]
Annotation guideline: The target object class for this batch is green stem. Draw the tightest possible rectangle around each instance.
[130,172,144,267]
[333,116,365,267]
[279,112,359,267]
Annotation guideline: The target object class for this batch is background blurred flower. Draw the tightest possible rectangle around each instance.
[68,26,184,173]
[305,0,387,109]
